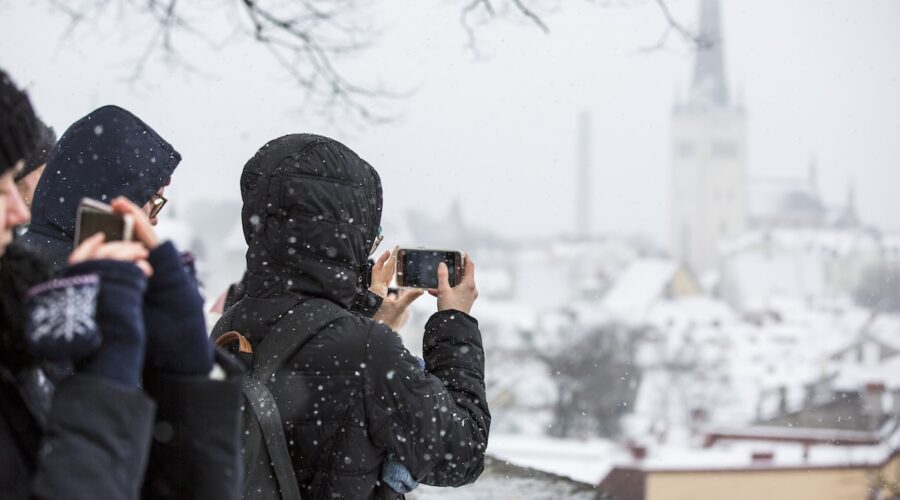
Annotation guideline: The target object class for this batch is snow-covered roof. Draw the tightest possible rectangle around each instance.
[648,296,736,330]
[827,314,900,360]
[831,356,900,392]
[720,227,880,258]
[720,249,825,313]
[602,259,680,319]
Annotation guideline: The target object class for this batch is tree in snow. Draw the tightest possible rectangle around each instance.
[532,318,642,439]
[855,262,900,313]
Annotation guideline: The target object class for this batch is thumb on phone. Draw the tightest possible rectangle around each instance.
[437,262,451,292]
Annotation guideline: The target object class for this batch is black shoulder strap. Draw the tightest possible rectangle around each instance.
[253,298,348,381]
[243,380,302,500]
[242,298,349,500]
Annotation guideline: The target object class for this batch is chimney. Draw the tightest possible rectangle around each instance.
[627,441,647,461]
[864,382,885,424]
[690,408,708,425]
[778,386,788,415]
[751,451,775,465]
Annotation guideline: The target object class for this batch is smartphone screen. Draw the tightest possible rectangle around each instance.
[398,249,462,288]
[77,211,126,244]
[74,199,132,245]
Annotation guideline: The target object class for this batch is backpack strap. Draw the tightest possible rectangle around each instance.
[243,378,302,500]
[243,297,349,500]
[214,331,253,353]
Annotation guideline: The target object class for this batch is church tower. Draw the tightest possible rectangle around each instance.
[670,0,747,275]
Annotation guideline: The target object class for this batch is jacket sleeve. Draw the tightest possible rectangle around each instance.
[363,310,490,487]
[30,374,156,500]
[140,349,244,500]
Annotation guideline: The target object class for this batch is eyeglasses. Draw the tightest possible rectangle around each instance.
[148,193,167,218]
[368,227,384,257]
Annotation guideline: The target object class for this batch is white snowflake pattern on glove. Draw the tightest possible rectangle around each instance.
[26,274,102,361]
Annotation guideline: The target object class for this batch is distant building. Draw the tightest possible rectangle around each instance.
[670,0,747,276]
[745,158,865,232]
[600,418,900,500]
[718,226,882,313]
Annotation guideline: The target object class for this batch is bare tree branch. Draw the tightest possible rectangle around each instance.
[638,0,713,52]
[459,0,711,55]
[43,0,397,124]
[510,0,551,33]
[39,0,713,124]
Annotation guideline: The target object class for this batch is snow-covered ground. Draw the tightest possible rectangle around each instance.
[484,434,628,484]
[409,456,609,500]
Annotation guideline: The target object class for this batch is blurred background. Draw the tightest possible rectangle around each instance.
[3,0,900,498]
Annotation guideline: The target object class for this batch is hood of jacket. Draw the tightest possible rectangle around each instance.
[22,105,179,267]
[240,134,382,307]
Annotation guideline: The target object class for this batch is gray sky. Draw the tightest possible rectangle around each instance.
[2,0,898,245]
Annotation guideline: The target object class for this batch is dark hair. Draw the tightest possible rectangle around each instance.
[17,119,56,182]
[0,244,51,372]
[0,68,39,175]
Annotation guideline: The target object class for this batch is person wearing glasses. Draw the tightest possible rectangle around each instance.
[12,104,245,499]
[146,186,168,225]
[18,105,176,270]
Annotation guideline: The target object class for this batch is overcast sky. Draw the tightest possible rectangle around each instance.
[2,0,898,246]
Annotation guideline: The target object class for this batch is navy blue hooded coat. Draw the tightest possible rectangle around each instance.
[20,105,180,269]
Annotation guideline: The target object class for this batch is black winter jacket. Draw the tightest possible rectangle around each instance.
[19,105,179,270]
[0,256,242,500]
[0,354,244,500]
[212,134,490,499]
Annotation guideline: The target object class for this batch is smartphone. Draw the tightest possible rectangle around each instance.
[396,249,464,289]
[74,198,133,245]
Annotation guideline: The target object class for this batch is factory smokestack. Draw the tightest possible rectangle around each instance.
[576,110,592,238]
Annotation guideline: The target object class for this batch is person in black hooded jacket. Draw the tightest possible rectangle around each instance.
[11,103,245,500]
[212,134,490,500]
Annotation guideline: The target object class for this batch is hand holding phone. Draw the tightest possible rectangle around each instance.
[428,254,477,315]
[74,198,133,246]
[69,232,153,277]
[110,197,159,250]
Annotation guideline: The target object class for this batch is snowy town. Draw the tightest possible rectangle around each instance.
[2,0,899,499]
[156,2,899,498]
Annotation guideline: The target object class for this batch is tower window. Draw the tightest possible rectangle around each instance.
[712,141,737,158]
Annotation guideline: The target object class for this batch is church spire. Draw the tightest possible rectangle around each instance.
[688,0,729,110]
[835,180,860,228]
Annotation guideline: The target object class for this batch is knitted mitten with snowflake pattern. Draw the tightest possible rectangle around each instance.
[26,260,147,387]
